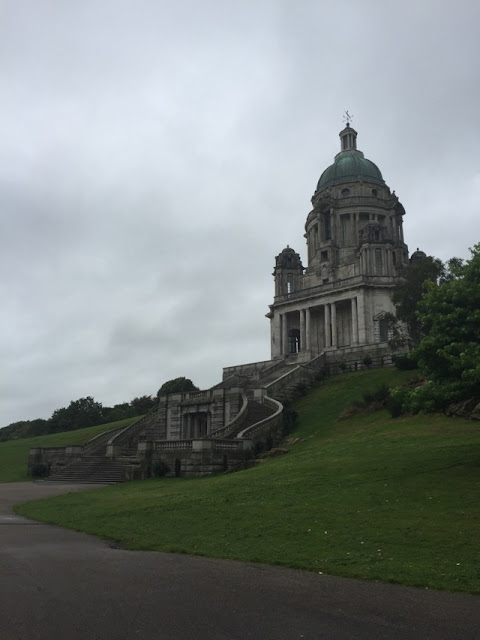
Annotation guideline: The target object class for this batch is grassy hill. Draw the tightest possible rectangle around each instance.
[15,368,480,593]
[0,416,140,483]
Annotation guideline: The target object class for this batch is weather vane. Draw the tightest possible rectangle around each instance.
[343,110,353,126]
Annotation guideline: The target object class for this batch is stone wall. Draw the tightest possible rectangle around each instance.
[27,445,82,476]
[323,343,396,375]
[136,438,254,478]
[222,359,274,380]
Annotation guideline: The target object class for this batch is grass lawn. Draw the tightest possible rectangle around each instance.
[0,417,140,483]
[15,368,480,593]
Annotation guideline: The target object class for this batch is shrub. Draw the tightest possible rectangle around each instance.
[362,354,373,368]
[393,354,418,370]
[386,386,410,417]
[31,463,49,478]
[372,383,390,403]
[282,405,298,436]
[339,361,347,371]
[151,459,170,477]
[386,393,404,418]
[293,382,308,397]
[362,383,390,407]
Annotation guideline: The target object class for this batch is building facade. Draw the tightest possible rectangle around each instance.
[268,123,409,363]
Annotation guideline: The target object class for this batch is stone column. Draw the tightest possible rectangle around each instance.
[305,308,311,351]
[299,309,305,352]
[357,292,367,344]
[282,313,289,355]
[351,297,358,345]
[331,302,337,348]
[324,303,331,348]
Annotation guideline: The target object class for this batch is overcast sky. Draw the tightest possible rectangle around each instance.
[1,0,479,426]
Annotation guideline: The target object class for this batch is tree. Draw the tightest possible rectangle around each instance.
[130,395,156,414]
[157,377,199,397]
[102,403,136,423]
[48,397,104,432]
[392,255,445,346]
[413,244,480,401]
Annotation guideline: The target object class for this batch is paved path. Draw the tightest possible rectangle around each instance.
[1,482,479,640]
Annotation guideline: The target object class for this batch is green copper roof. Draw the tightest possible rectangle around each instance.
[316,149,384,191]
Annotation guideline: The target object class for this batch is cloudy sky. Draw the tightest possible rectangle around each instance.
[1,0,479,426]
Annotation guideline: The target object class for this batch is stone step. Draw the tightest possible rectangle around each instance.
[47,458,132,483]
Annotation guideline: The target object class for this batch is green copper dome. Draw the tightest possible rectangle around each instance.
[316,149,384,192]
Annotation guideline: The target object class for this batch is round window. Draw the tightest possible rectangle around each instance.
[341,188,350,196]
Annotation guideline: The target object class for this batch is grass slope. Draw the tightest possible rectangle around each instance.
[16,368,480,593]
[0,417,140,483]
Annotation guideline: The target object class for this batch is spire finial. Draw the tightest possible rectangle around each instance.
[343,110,353,127]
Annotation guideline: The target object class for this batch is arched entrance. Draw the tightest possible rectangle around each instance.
[288,328,300,354]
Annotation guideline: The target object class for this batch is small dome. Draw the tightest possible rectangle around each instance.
[275,246,303,269]
[410,248,427,263]
[316,149,384,192]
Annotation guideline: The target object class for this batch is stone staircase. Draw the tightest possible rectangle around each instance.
[39,356,322,482]
[47,455,130,484]
[255,363,299,386]
[235,400,273,433]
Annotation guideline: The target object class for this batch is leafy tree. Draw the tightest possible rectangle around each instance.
[413,244,480,402]
[48,396,104,432]
[392,255,445,345]
[130,395,156,414]
[157,377,199,397]
[102,403,136,423]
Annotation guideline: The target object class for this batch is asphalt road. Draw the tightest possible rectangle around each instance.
[1,482,479,640]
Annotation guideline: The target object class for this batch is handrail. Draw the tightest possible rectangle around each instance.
[264,365,302,390]
[83,425,126,451]
[108,409,158,446]
[208,393,249,439]
[236,396,283,439]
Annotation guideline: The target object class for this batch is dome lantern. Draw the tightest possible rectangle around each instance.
[314,123,385,193]
[339,123,357,152]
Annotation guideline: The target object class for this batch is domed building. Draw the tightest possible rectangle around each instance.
[30,122,414,481]
[268,122,409,367]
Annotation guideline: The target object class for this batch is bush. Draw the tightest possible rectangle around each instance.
[393,354,418,370]
[31,463,49,478]
[362,354,373,368]
[386,393,405,418]
[339,361,347,371]
[282,405,298,437]
[386,380,460,416]
[362,383,390,406]
[293,382,308,397]
[151,459,170,477]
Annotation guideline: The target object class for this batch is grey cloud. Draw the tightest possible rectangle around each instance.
[1,0,479,425]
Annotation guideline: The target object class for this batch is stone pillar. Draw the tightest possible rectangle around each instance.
[282,313,289,355]
[275,312,282,357]
[357,292,367,344]
[192,440,213,452]
[324,303,331,348]
[351,297,358,345]
[207,411,212,435]
[331,302,337,348]
[299,309,305,352]
[305,308,311,351]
